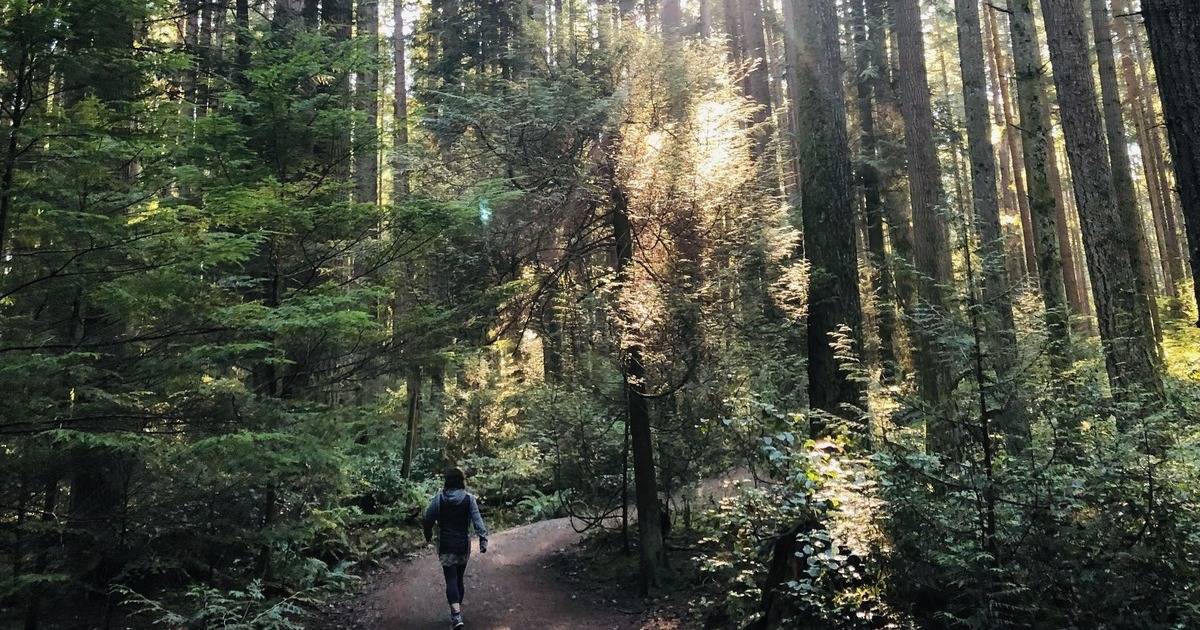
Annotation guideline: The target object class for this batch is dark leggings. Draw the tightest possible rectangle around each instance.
[443,562,467,605]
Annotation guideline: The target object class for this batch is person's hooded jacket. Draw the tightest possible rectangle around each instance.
[423,489,488,555]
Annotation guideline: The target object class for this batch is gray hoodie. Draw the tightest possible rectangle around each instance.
[423,489,488,556]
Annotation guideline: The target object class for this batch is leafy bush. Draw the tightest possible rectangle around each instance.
[689,437,897,629]
[874,373,1200,629]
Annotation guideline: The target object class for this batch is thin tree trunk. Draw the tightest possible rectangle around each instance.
[987,7,1040,280]
[22,478,58,630]
[956,0,1023,443]
[607,143,665,593]
[199,0,214,115]
[325,0,353,183]
[1006,0,1071,356]
[1039,0,1162,395]
[849,0,898,377]
[401,366,422,478]
[355,0,379,205]
[1090,0,1161,345]
[867,0,918,319]
[984,6,1023,268]
[0,44,30,259]
[1114,5,1176,304]
[393,0,409,199]
[235,0,250,89]
[724,0,748,96]
[1128,11,1187,289]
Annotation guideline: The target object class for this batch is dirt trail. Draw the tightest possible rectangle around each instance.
[332,471,752,629]
[351,517,641,630]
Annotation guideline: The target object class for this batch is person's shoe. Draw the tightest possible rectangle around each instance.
[450,611,464,629]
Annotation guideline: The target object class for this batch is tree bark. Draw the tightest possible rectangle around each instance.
[1140,0,1200,324]
[1006,0,1071,355]
[986,7,1040,281]
[607,144,665,593]
[1113,3,1172,305]
[401,366,422,478]
[956,0,1022,440]
[786,0,867,436]
[393,0,409,199]
[325,0,353,182]
[984,6,1028,276]
[849,0,898,377]
[1090,0,1161,345]
[1039,0,1162,395]
[866,0,918,319]
[891,0,957,445]
[355,0,379,205]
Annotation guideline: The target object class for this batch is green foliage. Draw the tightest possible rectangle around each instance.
[684,437,896,629]
[115,573,354,630]
[3,1,1198,628]
[516,490,569,523]
[874,360,1200,628]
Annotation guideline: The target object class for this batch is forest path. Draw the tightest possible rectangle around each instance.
[353,517,641,630]
[330,471,749,629]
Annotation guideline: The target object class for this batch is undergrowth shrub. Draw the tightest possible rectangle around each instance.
[876,373,1200,629]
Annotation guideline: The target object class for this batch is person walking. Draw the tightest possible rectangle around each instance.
[423,466,489,629]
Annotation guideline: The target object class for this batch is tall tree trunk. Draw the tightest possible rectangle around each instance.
[891,0,957,445]
[849,0,898,377]
[401,366,422,478]
[1006,0,1071,356]
[1114,5,1177,305]
[955,0,1022,441]
[1039,0,1162,395]
[23,478,59,630]
[393,0,409,199]
[984,5,1028,275]
[0,39,31,259]
[740,0,772,128]
[1128,12,1187,290]
[787,0,867,436]
[199,0,215,115]
[235,0,250,88]
[866,0,918,319]
[1090,0,1161,345]
[355,0,379,205]
[699,0,713,38]
[986,7,1038,282]
[325,0,353,182]
[607,144,665,593]
[1140,0,1200,323]
[723,0,748,96]
[660,0,681,33]
[1045,107,1091,323]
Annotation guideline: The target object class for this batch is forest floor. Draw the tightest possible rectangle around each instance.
[319,473,755,629]
[318,515,684,630]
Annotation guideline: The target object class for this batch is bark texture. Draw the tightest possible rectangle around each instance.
[849,0,897,376]
[891,0,957,445]
[1090,0,1160,345]
[955,0,1022,438]
[355,0,379,205]
[1007,0,1071,354]
[788,0,867,435]
[1142,0,1200,324]
[1039,0,1162,394]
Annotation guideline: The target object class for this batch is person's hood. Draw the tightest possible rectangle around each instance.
[442,488,469,505]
